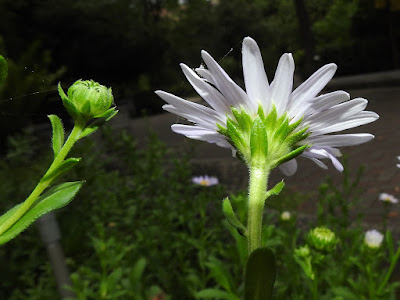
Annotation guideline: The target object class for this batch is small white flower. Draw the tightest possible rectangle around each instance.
[379,192,399,204]
[397,156,400,168]
[364,229,384,249]
[192,175,219,186]
[280,211,291,221]
[156,37,378,175]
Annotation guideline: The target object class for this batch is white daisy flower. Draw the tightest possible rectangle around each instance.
[156,37,378,175]
[192,175,219,186]
[379,192,399,204]
[364,229,384,249]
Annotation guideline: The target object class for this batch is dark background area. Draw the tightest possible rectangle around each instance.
[0,0,398,144]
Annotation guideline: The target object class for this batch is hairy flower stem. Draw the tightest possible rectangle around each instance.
[247,163,270,254]
[0,122,85,236]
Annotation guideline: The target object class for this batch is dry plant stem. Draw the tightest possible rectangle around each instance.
[0,122,85,236]
[247,163,269,254]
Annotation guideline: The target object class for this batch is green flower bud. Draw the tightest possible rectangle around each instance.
[294,245,311,257]
[58,79,113,121]
[307,226,338,252]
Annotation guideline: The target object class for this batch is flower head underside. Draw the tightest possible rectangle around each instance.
[156,37,378,175]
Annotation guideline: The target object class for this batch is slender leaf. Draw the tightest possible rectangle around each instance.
[0,55,8,83]
[223,197,247,236]
[43,158,81,182]
[48,115,65,156]
[0,181,84,245]
[196,289,240,300]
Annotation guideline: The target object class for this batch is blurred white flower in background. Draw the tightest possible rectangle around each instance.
[364,229,384,249]
[192,175,219,186]
[379,193,399,204]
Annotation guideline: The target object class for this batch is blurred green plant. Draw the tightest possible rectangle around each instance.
[1,128,399,299]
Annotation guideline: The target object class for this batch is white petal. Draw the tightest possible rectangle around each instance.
[307,91,350,114]
[288,63,337,115]
[201,50,254,112]
[180,64,231,114]
[270,53,294,115]
[301,153,329,169]
[195,66,216,84]
[304,98,369,126]
[242,37,270,111]
[309,111,379,137]
[306,147,344,172]
[171,124,224,144]
[279,159,298,176]
[290,91,350,123]
[156,91,224,130]
[303,133,375,147]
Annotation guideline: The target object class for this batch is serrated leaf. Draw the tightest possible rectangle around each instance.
[0,181,83,245]
[196,289,240,300]
[250,117,268,160]
[0,55,8,83]
[245,247,276,300]
[43,158,81,182]
[48,115,65,156]
[223,197,247,236]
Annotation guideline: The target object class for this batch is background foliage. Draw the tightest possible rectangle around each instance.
[0,0,398,133]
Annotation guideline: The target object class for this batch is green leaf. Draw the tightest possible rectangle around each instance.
[130,257,147,283]
[206,256,234,293]
[250,117,268,160]
[196,289,240,300]
[0,55,8,83]
[222,197,247,236]
[245,247,276,300]
[0,181,83,245]
[386,230,395,260]
[265,181,285,200]
[48,115,65,156]
[42,158,81,182]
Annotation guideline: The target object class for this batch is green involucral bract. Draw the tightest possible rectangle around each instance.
[218,104,310,169]
[58,79,114,121]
